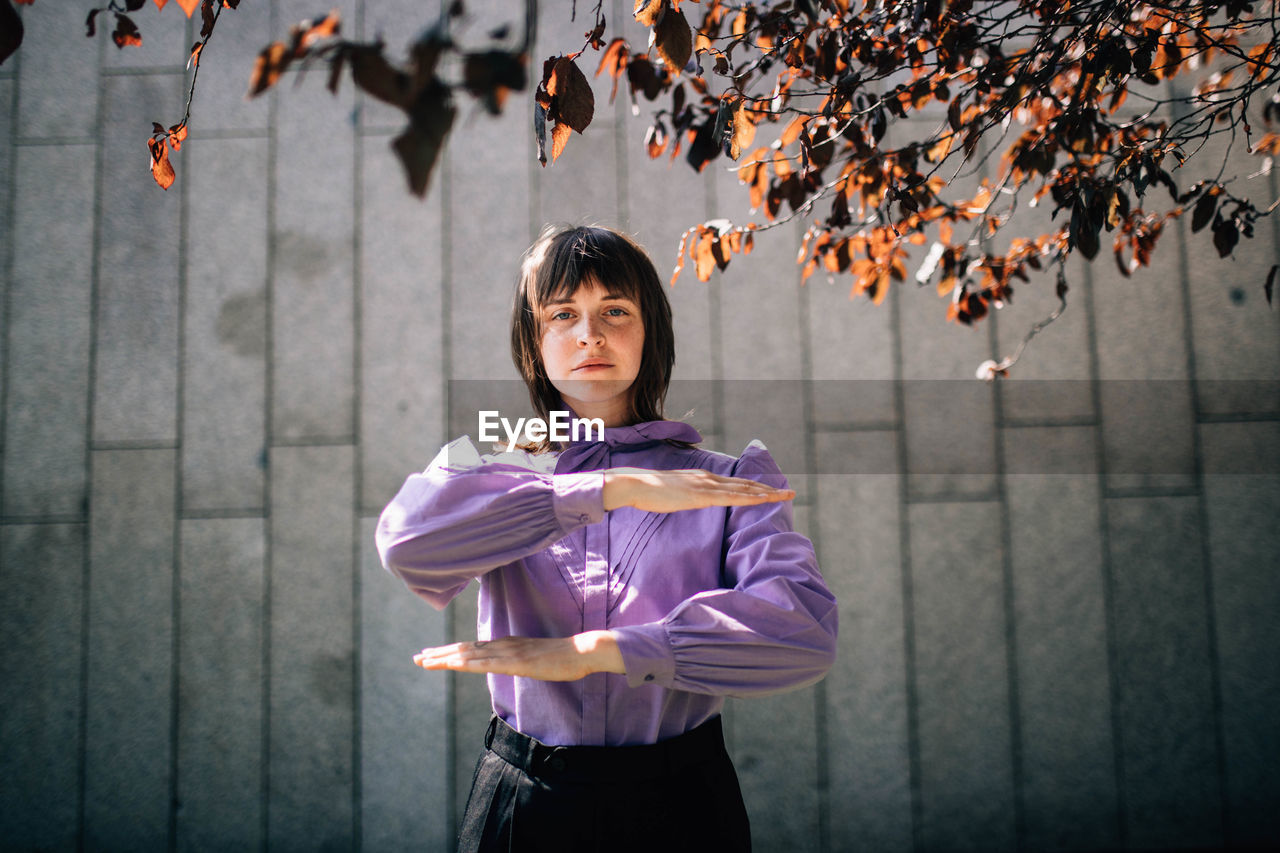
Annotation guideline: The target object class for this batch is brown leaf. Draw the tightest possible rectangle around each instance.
[634,0,665,28]
[644,122,668,158]
[463,50,527,115]
[298,10,339,52]
[550,121,572,163]
[86,9,101,37]
[148,137,176,190]
[585,15,606,50]
[1191,185,1220,232]
[189,41,203,67]
[176,0,199,16]
[167,123,187,151]
[112,14,143,49]
[693,230,716,281]
[548,57,593,133]
[626,56,665,101]
[326,46,345,94]
[685,115,720,172]
[394,82,456,197]
[0,0,22,67]
[725,99,755,160]
[1212,217,1239,257]
[247,41,290,98]
[199,0,214,38]
[348,45,413,110]
[596,38,629,103]
[653,5,691,74]
[1265,264,1277,306]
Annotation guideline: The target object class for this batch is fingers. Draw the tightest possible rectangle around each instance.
[413,641,498,672]
[412,636,596,682]
[681,470,794,506]
[411,637,566,676]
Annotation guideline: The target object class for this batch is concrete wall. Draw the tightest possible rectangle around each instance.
[2,1,1278,851]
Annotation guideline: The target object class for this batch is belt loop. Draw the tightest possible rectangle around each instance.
[485,716,498,750]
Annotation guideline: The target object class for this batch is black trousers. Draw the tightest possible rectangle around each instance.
[457,715,752,853]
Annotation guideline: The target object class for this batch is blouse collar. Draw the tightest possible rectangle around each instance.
[553,400,701,471]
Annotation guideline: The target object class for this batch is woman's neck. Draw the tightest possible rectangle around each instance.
[561,395,635,429]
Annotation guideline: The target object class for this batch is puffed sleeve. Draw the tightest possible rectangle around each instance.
[611,441,838,696]
[375,437,605,609]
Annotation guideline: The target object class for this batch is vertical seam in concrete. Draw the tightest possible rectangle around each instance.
[1271,161,1280,290]
[79,28,109,852]
[704,161,729,746]
[989,318,1027,850]
[76,521,90,853]
[0,46,19,468]
[441,100,458,850]
[170,36,193,851]
[351,3,366,844]
[613,0,628,231]
[795,217,830,853]
[262,1,279,839]
[706,168,724,440]
[1081,256,1128,847]
[889,283,922,851]
[529,63,541,245]
[1172,186,1230,846]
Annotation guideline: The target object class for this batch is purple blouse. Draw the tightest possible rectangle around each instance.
[375,418,838,747]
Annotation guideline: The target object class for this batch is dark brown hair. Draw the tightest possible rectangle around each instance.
[510,225,675,443]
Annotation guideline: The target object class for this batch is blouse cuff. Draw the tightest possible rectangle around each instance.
[551,471,606,532]
[611,622,676,689]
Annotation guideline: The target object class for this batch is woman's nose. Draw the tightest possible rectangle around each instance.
[576,317,604,346]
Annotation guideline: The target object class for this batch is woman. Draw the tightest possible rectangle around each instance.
[376,225,838,852]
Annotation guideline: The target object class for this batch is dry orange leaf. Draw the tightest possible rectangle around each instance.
[247,41,289,97]
[148,137,175,190]
[175,0,199,16]
[726,100,756,161]
[550,121,572,163]
[634,0,665,28]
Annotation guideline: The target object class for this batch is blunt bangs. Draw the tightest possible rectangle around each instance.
[527,227,649,312]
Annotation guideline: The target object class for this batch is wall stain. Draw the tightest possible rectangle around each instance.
[216,290,266,358]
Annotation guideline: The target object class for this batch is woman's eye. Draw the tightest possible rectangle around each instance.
[605,307,628,317]
[550,311,572,321]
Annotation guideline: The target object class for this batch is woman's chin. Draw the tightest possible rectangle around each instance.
[553,379,634,408]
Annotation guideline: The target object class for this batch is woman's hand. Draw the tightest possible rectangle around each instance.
[412,630,625,682]
[603,467,794,513]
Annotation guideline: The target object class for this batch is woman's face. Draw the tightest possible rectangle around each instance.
[537,278,645,427]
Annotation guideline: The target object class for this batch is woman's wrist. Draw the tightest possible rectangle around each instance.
[602,469,631,511]
[572,629,626,675]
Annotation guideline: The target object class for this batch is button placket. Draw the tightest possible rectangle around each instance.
[579,451,612,745]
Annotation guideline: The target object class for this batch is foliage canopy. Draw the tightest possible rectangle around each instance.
[3,0,1277,374]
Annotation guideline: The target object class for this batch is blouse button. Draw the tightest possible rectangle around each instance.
[579,514,589,523]
[643,674,655,682]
